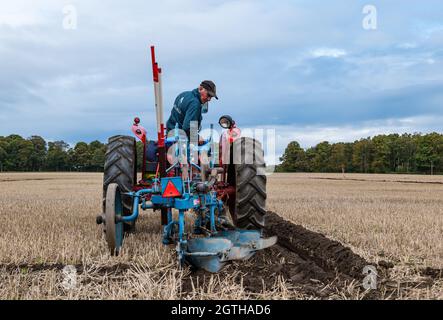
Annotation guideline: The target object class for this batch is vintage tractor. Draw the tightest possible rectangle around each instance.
[96,46,276,272]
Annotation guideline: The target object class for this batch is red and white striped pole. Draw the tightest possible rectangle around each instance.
[150,46,164,142]
[150,45,168,225]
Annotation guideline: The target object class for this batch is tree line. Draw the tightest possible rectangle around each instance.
[277,132,443,174]
[0,135,106,172]
[2,132,443,174]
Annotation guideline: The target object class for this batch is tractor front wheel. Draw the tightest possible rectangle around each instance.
[104,183,124,255]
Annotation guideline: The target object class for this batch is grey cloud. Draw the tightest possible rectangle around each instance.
[1,0,443,153]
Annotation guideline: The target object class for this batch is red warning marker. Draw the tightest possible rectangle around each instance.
[162,180,181,198]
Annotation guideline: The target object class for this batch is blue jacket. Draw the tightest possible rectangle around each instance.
[166,88,202,137]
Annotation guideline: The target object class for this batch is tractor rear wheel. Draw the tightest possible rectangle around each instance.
[103,135,137,233]
[228,137,267,230]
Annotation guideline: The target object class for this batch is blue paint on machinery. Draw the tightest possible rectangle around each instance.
[97,46,276,272]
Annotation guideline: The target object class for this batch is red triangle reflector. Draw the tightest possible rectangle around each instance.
[163,180,181,198]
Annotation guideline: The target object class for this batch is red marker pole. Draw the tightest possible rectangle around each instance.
[151,47,162,136]
[150,46,168,225]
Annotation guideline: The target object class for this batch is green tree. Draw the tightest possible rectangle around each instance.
[371,135,390,173]
[2,135,33,171]
[17,139,34,171]
[352,138,374,173]
[343,143,355,172]
[329,143,348,172]
[308,141,332,172]
[0,137,6,172]
[397,133,417,173]
[278,141,307,172]
[415,133,443,174]
[72,142,91,171]
[89,140,106,172]
[46,141,70,171]
[28,135,47,171]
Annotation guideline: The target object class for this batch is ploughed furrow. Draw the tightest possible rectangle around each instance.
[231,211,373,298]
[265,211,369,280]
[181,211,375,299]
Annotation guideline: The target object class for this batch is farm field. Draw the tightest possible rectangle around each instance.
[0,172,442,299]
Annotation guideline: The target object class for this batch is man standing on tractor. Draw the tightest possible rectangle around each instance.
[166,80,218,138]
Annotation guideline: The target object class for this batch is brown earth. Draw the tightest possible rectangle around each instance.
[0,210,439,299]
[1,173,442,299]
[181,211,439,299]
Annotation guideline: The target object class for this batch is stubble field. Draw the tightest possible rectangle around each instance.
[0,172,442,299]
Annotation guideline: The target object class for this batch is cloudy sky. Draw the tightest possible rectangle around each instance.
[1,0,442,163]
